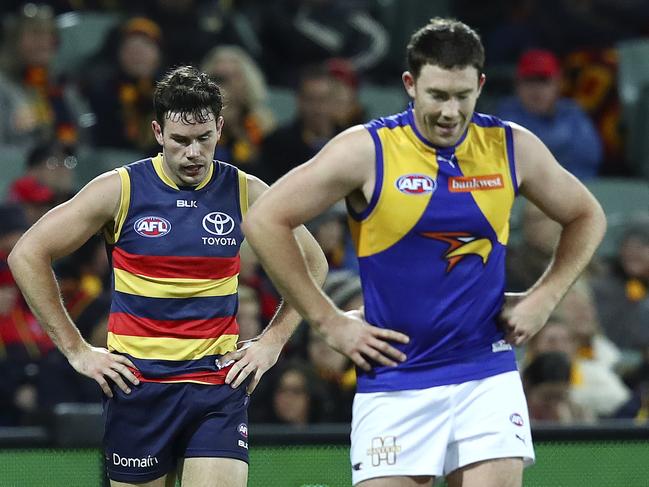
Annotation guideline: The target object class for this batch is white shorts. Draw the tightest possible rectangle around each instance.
[350,371,535,485]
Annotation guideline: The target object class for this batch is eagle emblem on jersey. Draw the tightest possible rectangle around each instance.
[421,232,493,272]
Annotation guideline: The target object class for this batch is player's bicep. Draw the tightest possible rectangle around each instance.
[513,126,599,225]
[250,127,373,228]
[17,171,121,260]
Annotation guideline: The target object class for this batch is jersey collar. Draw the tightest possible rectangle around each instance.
[152,153,214,190]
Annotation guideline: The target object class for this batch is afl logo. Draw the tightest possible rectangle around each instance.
[238,423,248,438]
[134,216,171,237]
[510,413,524,427]
[396,174,437,195]
[202,212,235,236]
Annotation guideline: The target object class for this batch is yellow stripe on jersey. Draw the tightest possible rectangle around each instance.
[350,124,438,258]
[455,125,515,245]
[114,268,238,298]
[195,159,214,190]
[152,153,177,189]
[105,167,132,245]
[238,169,248,216]
[107,333,238,360]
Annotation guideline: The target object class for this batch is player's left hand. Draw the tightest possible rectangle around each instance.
[499,292,555,346]
[217,337,282,394]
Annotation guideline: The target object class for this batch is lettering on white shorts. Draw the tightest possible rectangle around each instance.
[367,436,401,466]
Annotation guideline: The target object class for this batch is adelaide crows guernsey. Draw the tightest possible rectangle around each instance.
[350,106,519,393]
[104,154,247,385]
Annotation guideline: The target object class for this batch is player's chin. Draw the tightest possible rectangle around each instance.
[179,172,205,186]
[426,126,461,147]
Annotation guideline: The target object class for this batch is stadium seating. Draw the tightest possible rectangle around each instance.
[52,11,123,77]
[0,149,28,200]
[510,177,648,258]
[74,147,146,188]
[586,177,649,256]
[616,39,649,178]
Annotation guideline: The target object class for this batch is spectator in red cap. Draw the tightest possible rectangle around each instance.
[7,140,76,207]
[258,65,338,184]
[7,166,57,226]
[496,49,603,180]
[326,58,367,132]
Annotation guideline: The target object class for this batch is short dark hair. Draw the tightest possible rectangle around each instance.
[26,140,70,169]
[153,66,223,128]
[407,17,484,79]
[297,64,333,91]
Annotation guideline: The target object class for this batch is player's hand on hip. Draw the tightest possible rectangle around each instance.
[68,345,140,398]
[500,292,554,346]
[321,310,409,372]
[219,337,281,394]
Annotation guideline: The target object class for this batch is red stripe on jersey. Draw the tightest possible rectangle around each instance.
[112,246,240,279]
[132,368,228,385]
[108,312,238,339]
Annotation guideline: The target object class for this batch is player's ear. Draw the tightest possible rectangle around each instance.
[478,73,486,92]
[152,120,164,146]
[215,116,225,140]
[402,71,416,99]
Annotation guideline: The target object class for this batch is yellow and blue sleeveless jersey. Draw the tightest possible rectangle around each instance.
[351,106,519,392]
[104,154,248,385]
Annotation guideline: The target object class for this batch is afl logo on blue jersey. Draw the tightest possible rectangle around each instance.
[396,174,437,195]
[134,216,171,238]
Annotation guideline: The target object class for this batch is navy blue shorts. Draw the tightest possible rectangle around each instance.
[103,380,249,483]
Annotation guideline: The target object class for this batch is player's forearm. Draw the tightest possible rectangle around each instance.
[300,228,329,288]
[259,302,302,350]
[259,240,329,347]
[243,218,338,329]
[8,245,88,357]
[529,202,606,305]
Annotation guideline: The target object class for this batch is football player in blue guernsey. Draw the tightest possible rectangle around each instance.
[242,18,607,487]
[7,66,403,487]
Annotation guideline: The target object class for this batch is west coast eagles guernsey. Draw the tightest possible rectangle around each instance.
[104,154,247,385]
[351,106,519,393]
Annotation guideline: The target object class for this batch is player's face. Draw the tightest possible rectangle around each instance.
[403,64,484,147]
[152,111,223,187]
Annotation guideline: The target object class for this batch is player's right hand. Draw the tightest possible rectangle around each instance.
[318,309,409,371]
[68,345,140,398]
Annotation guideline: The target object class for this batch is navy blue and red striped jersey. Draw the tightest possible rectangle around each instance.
[104,154,248,384]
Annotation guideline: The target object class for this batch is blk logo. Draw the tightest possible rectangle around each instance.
[134,216,171,238]
[202,212,235,236]
[177,200,197,208]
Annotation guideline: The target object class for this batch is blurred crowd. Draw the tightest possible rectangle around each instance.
[0,0,647,428]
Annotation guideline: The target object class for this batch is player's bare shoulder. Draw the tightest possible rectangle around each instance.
[326,125,375,174]
[245,172,270,207]
[78,169,124,220]
[507,121,558,188]
[307,125,377,198]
